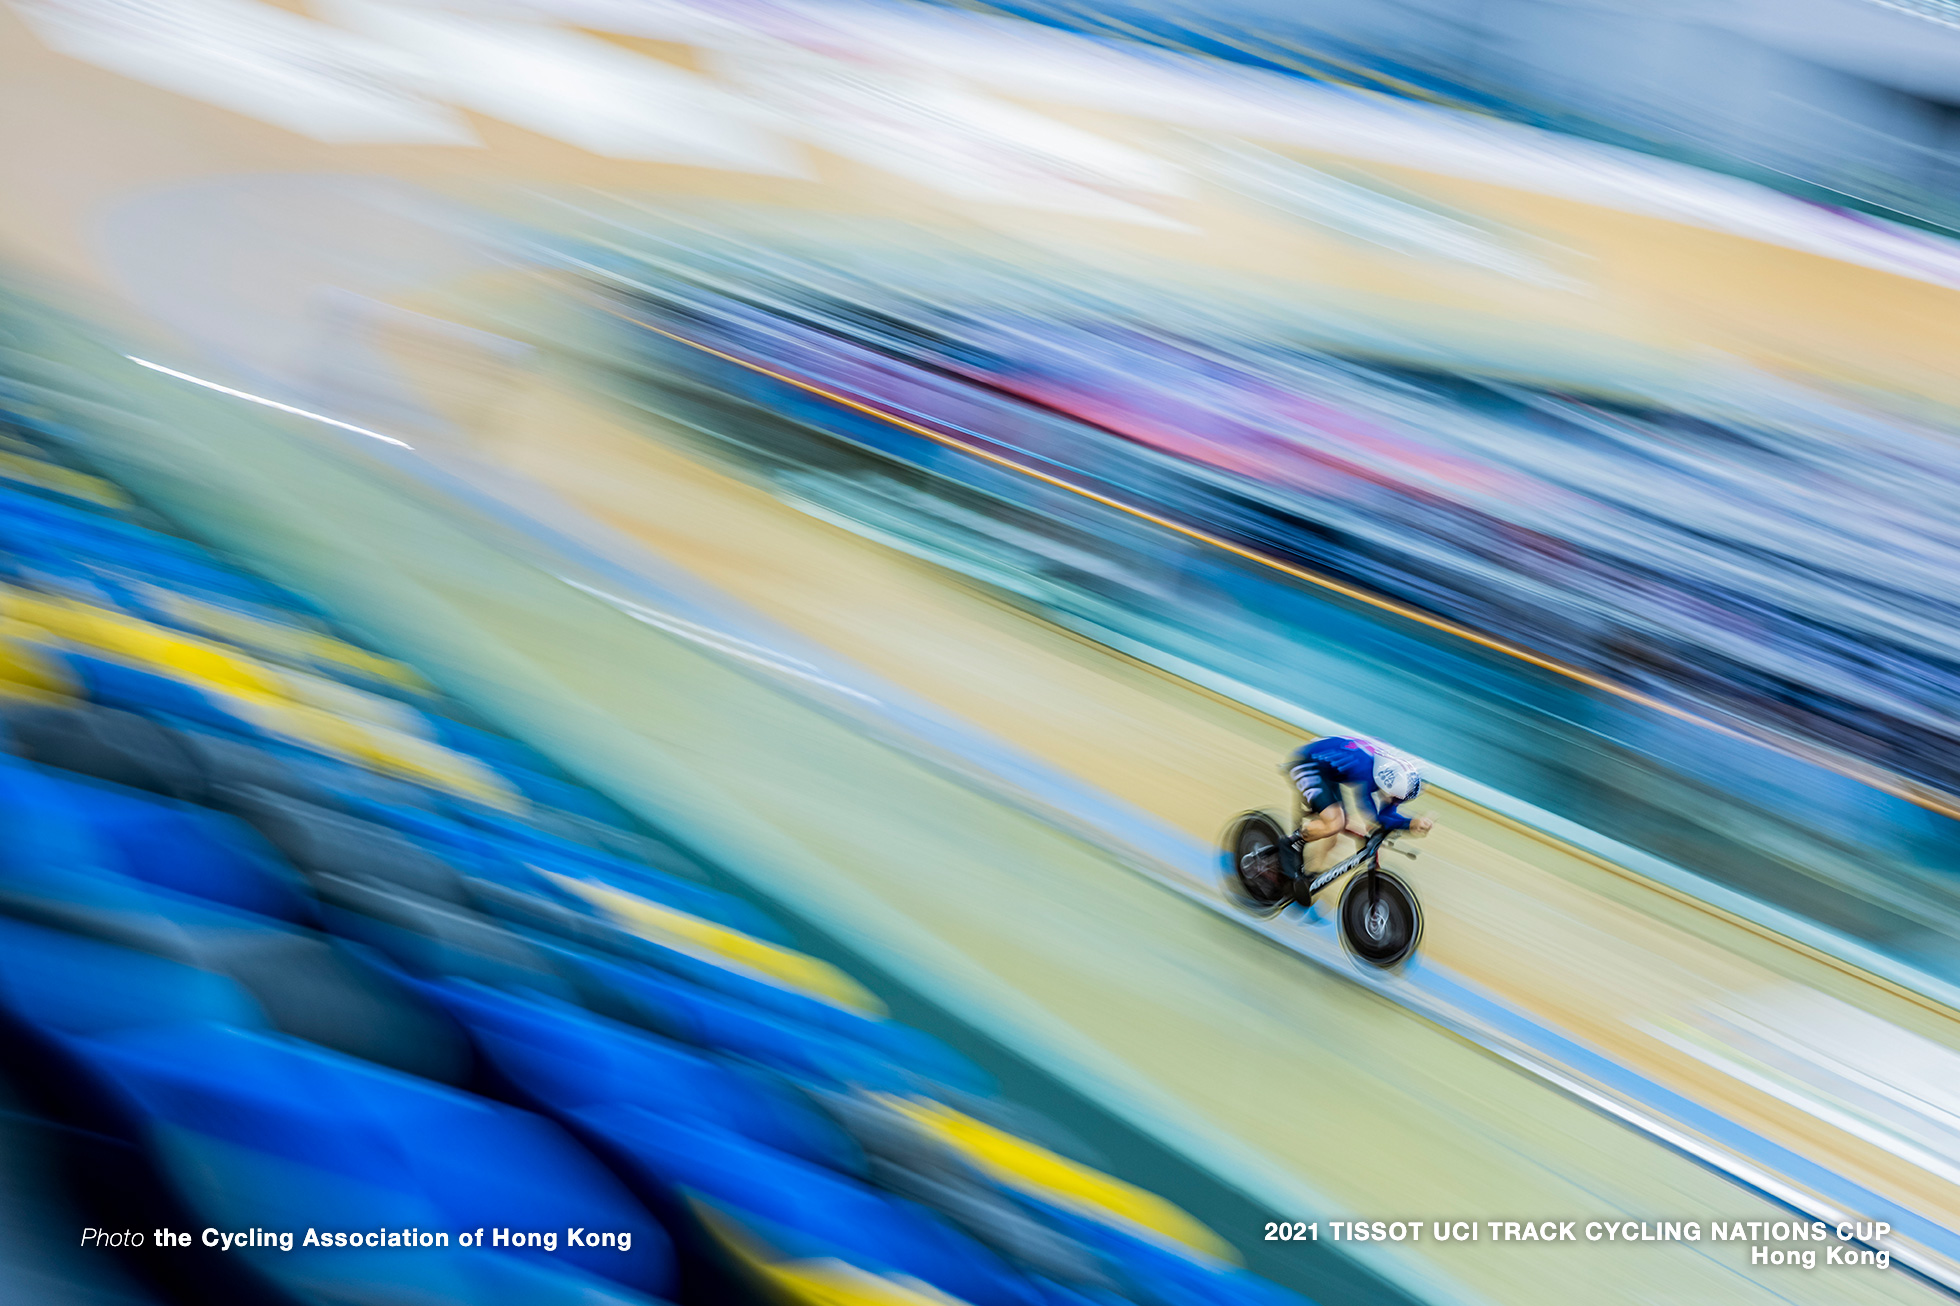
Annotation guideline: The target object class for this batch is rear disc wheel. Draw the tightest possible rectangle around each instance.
[1222,812,1297,918]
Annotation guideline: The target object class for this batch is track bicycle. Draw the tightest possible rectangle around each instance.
[1221,813,1423,967]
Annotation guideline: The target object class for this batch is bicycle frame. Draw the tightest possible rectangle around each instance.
[1301,828,1392,900]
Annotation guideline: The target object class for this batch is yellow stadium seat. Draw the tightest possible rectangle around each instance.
[755,1260,972,1306]
[0,449,130,509]
[877,1096,1232,1262]
[0,586,282,697]
[144,586,429,692]
[698,1204,974,1306]
[275,664,431,738]
[0,584,520,808]
[544,872,884,1015]
[227,690,522,809]
[0,618,78,702]
[348,719,523,808]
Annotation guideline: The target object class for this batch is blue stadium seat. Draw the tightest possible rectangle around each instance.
[58,776,315,924]
[445,807,789,943]
[496,764,634,826]
[427,715,559,777]
[63,651,269,738]
[0,754,125,887]
[1038,1205,1312,1306]
[464,875,988,1092]
[575,1104,1045,1306]
[0,507,285,609]
[335,798,537,886]
[423,978,859,1169]
[567,952,916,1095]
[0,915,268,1039]
[0,764,308,940]
[0,755,311,923]
[313,879,582,1002]
[2,702,208,802]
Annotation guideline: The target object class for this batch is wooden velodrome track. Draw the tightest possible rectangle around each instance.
[7,3,1960,1301]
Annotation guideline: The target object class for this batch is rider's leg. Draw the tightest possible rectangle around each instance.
[1295,801,1347,888]
[1289,756,1345,900]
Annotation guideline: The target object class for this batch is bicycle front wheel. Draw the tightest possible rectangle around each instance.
[1339,868,1422,967]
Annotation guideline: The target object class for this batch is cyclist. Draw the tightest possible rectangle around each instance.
[1286,735,1434,898]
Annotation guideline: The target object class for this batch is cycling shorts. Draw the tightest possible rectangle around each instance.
[1289,757,1343,815]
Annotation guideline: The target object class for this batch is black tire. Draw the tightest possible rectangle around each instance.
[1339,868,1422,967]
[1221,811,1299,918]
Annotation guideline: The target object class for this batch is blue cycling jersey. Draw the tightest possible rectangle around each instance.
[1287,736,1414,831]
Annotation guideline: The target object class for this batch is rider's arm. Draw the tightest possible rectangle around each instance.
[1355,787,1412,833]
[1376,799,1436,835]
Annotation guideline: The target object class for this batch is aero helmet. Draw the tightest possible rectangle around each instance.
[1373,752,1422,803]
